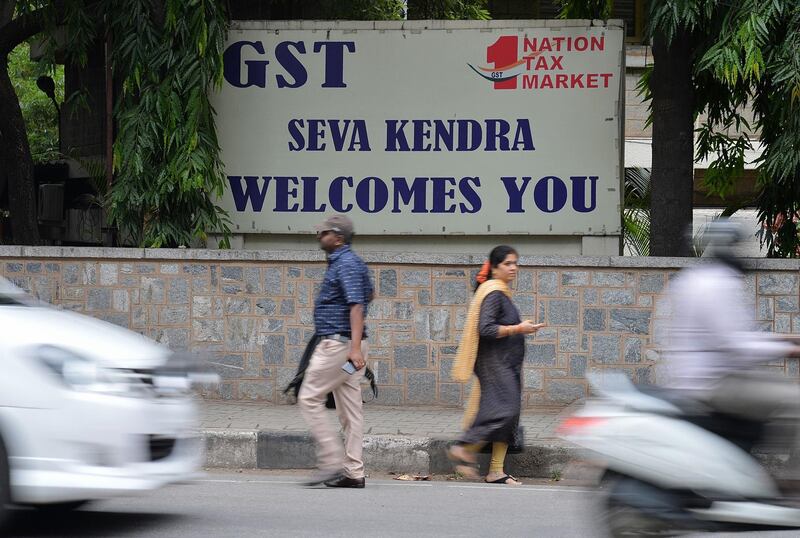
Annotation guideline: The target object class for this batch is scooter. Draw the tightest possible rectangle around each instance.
[558,373,800,536]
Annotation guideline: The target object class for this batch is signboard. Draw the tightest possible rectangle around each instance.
[214,20,624,235]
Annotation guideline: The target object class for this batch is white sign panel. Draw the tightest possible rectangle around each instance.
[214,21,624,235]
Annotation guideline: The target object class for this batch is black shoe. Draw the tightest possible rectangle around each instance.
[303,469,343,487]
[324,475,365,488]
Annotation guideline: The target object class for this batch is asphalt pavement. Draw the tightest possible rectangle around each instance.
[3,471,797,538]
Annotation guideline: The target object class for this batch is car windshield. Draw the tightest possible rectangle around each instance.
[0,277,31,305]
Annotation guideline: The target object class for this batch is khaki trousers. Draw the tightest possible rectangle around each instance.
[298,338,367,479]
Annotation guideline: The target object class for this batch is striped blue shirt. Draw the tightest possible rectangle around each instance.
[313,245,373,336]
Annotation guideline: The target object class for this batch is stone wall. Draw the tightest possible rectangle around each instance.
[1,246,798,408]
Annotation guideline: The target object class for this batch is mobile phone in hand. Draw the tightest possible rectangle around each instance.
[342,360,357,375]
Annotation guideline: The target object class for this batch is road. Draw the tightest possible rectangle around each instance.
[3,471,797,537]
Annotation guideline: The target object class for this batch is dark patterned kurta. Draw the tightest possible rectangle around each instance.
[459,290,525,445]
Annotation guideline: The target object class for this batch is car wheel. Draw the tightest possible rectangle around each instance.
[0,435,10,529]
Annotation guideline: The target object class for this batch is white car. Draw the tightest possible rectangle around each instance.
[0,277,209,525]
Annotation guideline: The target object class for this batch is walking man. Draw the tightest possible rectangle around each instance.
[300,214,372,488]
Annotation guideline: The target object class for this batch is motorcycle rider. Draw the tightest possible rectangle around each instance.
[664,219,800,453]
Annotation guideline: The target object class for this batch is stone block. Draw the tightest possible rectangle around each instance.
[558,328,579,352]
[112,290,130,312]
[517,270,534,292]
[371,360,392,385]
[434,281,467,305]
[380,269,397,297]
[758,297,774,321]
[192,297,212,318]
[264,267,282,291]
[238,381,273,401]
[154,328,189,350]
[526,343,557,366]
[624,338,642,363]
[418,289,430,305]
[136,263,156,274]
[537,271,558,295]
[602,289,635,305]
[569,355,587,377]
[515,294,536,316]
[583,288,598,305]
[87,288,112,311]
[401,270,431,287]
[562,271,589,286]
[161,306,189,324]
[548,299,578,325]
[280,299,295,316]
[407,372,436,404]
[98,313,130,328]
[158,264,178,274]
[132,306,147,328]
[64,264,79,284]
[439,357,455,382]
[758,273,799,295]
[256,298,277,315]
[304,267,325,280]
[168,278,189,304]
[263,335,286,364]
[221,266,243,281]
[207,355,245,379]
[226,298,251,315]
[395,344,428,368]
[776,313,791,333]
[592,272,625,287]
[636,366,654,384]
[439,383,462,405]
[776,296,800,313]
[583,308,606,331]
[591,335,621,363]
[183,264,209,275]
[547,380,586,403]
[639,273,665,294]
[224,284,244,295]
[244,268,261,294]
[610,309,651,334]
[375,387,403,405]
[524,369,544,389]
[194,319,224,342]
[227,318,258,352]
[394,301,414,320]
[142,277,166,303]
[82,264,97,285]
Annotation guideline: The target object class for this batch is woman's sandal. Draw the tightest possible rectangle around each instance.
[446,446,479,479]
[485,474,522,485]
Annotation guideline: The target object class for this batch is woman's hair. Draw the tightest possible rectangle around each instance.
[474,245,518,290]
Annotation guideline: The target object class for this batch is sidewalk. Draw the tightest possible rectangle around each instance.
[200,401,581,478]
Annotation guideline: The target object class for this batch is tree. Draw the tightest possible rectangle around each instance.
[0,1,45,245]
[0,0,232,248]
[696,2,800,257]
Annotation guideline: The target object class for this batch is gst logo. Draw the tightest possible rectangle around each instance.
[223,40,356,89]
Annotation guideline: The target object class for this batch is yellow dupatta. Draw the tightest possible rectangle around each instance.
[451,279,512,430]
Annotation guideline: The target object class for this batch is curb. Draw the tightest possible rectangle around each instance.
[202,429,578,478]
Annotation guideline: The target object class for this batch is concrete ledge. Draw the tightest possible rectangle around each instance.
[2,246,799,271]
[204,430,258,469]
[204,429,578,478]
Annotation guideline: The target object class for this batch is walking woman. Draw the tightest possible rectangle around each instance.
[448,245,543,485]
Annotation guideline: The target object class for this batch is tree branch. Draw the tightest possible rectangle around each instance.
[0,3,52,54]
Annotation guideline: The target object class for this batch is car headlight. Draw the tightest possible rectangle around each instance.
[35,345,147,396]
